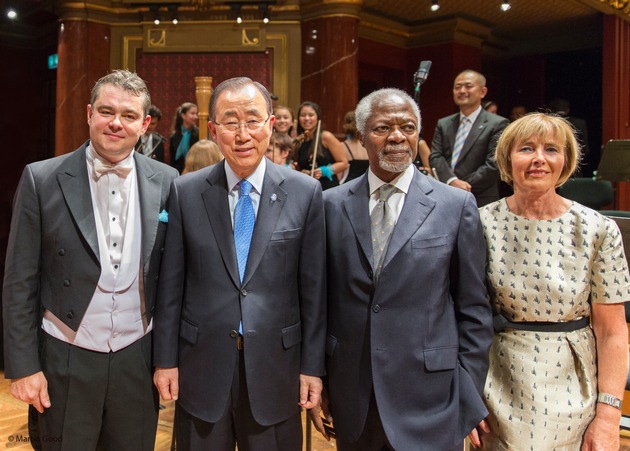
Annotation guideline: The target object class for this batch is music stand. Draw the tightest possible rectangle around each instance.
[595,139,630,182]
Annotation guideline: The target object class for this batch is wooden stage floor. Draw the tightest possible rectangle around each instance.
[3,371,630,450]
[0,372,336,450]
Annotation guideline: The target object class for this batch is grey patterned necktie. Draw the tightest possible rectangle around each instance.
[371,184,398,278]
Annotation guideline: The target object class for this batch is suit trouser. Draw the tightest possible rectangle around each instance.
[174,350,302,451]
[28,331,158,451]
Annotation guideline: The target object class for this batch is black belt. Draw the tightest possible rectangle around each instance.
[493,315,590,333]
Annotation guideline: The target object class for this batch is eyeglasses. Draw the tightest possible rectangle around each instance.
[371,124,418,136]
[213,116,270,134]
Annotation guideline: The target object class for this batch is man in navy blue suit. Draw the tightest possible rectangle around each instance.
[315,88,493,450]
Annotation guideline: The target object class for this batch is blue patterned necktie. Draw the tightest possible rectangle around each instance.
[234,179,256,283]
[451,116,471,169]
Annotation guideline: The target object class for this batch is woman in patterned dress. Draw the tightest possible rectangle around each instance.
[469,113,630,450]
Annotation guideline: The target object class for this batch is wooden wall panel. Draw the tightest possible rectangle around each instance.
[136,51,271,162]
[602,15,630,209]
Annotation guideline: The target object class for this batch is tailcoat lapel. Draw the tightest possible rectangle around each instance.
[135,153,164,274]
[202,161,241,287]
[56,145,100,263]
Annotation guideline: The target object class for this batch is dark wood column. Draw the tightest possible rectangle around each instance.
[55,19,110,155]
[602,15,630,209]
[301,1,360,134]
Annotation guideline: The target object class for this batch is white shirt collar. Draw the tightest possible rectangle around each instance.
[460,105,482,124]
[225,156,266,194]
[367,163,415,196]
[86,142,135,170]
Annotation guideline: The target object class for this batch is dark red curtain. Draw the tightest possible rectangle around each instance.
[136,50,272,162]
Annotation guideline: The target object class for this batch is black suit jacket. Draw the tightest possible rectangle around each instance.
[429,109,508,206]
[323,170,493,449]
[169,128,199,173]
[2,142,178,379]
[135,132,166,162]
[153,160,326,426]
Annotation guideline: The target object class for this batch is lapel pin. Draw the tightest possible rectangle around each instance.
[270,194,278,202]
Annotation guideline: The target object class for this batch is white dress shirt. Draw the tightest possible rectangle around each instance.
[368,163,415,222]
[225,157,267,228]
[42,144,149,352]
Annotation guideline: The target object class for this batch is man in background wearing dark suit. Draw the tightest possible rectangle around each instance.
[549,97,590,161]
[313,88,493,450]
[430,69,509,207]
[135,104,166,162]
[153,77,326,451]
[3,70,178,450]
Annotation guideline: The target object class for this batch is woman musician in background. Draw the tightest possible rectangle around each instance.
[293,101,348,191]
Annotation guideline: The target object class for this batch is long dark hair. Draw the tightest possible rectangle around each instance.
[172,102,197,137]
[295,101,323,162]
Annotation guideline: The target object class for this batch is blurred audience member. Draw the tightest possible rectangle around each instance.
[340,110,369,183]
[549,97,590,159]
[182,139,222,174]
[415,139,434,177]
[273,105,296,138]
[483,100,498,115]
[266,132,293,167]
[170,102,199,173]
[510,105,527,122]
[294,101,348,190]
[136,104,166,162]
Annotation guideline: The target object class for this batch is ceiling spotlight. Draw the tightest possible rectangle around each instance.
[261,4,269,24]
[430,0,440,12]
[7,8,17,19]
[168,4,178,25]
[232,4,243,24]
[500,0,511,11]
[149,5,161,25]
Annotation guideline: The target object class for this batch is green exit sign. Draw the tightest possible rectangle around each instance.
[48,53,58,70]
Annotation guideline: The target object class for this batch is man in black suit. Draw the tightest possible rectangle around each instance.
[135,104,166,162]
[153,77,326,451]
[312,87,493,450]
[3,70,178,450]
[549,98,590,159]
[430,70,509,206]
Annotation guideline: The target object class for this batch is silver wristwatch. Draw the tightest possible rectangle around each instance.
[597,393,623,410]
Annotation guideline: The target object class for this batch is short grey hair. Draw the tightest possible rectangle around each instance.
[355,88,421,135]
[209,77,272,121]
[91,70,151,117]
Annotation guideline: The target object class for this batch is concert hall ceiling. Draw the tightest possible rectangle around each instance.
[364,0,602,39]
[2,0,629,53]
